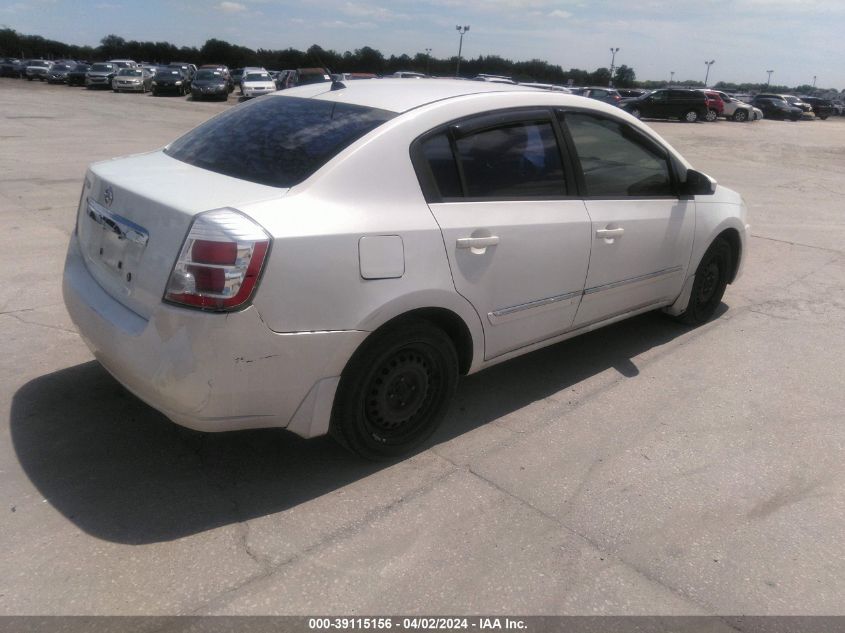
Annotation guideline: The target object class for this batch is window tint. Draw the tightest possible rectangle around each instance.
[165,96,395,188]
[420,134,462,198]
[564,112,673,197]
[455,121,566,198]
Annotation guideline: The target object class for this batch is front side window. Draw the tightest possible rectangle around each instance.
[563,112,673,197]
[165,96,396,188]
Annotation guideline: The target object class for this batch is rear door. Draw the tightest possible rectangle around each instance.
[415,109,593,359]
[559,110,694,328]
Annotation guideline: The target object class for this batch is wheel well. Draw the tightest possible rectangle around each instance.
[716,228,742,283]
[370,308,474,375]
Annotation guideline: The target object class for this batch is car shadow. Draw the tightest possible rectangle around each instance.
[10,307,723,544]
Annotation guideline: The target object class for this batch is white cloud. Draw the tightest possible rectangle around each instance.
[341,2,401,20]
[218,1,247,13]
[549,9,572,18]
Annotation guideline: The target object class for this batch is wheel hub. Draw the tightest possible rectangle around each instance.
[366,352,432,431]
[698,262,719,303]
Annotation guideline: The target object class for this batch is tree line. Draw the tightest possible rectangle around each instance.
[1,27,840,94]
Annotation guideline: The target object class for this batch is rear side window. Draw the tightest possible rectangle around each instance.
[563,112,673,197]
[165,96,395,188]
[418,120,567,200]
[456,122,565,198]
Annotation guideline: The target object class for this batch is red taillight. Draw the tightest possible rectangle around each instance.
[164,208,271,311]
[192,240,237,265]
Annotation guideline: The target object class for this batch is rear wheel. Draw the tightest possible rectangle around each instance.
[331,318,458,460]
[676,238,731,325]
[629,107,641,119]
[706,109,718,122]
[683,110,699,122]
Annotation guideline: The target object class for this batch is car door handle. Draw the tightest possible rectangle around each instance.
[596,228,624,239]
[457,236,500,249]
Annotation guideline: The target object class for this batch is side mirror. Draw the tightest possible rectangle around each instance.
[683,169,717,196]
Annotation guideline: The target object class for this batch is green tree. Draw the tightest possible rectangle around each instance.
[613,64,636,88]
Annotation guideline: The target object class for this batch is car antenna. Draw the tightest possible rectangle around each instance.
[331,80,346,91]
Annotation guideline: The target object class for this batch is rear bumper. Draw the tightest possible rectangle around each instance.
[62,234,366,436]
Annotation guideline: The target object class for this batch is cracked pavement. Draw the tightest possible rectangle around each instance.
[0,80,843,616]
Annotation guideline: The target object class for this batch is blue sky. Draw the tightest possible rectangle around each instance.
[2,0,843,88]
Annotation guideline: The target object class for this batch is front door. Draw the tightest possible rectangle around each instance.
[560,110,694,327]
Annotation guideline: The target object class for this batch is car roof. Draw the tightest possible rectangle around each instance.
[275,78,556,113]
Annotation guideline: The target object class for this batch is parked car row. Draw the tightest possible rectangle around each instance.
[4,57,842,119]
[0,57,339,102]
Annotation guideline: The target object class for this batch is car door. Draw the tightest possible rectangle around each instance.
[641,90,669,118]
[414,109,593,359]
[559,110,694,328]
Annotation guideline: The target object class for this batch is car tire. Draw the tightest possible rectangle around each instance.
[629,107,641,119]
[820,115,828,120]
[675,238,731,326]
[733,109,748,122]
[683,110,699,122]
[330,318,459,460]
[706,109,718,122]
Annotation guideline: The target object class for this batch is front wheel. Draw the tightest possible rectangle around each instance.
[331,318,459,460]
[676,238,732,325]
[733,109,748,122]
[683,110,699,122]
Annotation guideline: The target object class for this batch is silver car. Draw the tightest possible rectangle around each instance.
[112,68,153,93]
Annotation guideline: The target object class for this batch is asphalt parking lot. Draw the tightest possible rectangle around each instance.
[1,79,843,617]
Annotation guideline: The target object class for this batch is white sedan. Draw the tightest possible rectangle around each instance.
[240,71,276,98]
[63,80,748,459]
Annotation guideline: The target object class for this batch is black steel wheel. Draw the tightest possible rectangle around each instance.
[331,318,458,460]
[677,237,731,325]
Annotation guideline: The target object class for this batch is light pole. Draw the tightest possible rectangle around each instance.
[455,25,469,77]
[812,75,817,92]
[704,59,715,87]
[670,70,675,86]
[425,47,432,76]
[609,47,619,87]
[766,69,774,87]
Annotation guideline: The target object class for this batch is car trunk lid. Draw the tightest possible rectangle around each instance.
[77,150,285,320]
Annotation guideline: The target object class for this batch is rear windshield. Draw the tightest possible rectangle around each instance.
[165,96,396,188]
